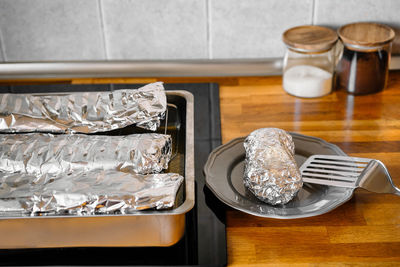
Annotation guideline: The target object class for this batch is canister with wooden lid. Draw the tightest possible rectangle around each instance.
[335,22,395,95]
[282,25,338,98]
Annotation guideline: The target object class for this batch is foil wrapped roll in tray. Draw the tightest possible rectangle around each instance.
[0,132,180,215]
[0,82,167,133]
[0,133,172,176]
[0,171,183,215]
[243,128,303,205]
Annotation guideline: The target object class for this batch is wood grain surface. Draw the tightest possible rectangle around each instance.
[217,72,400,266]
[282,25,338,52]
[3,71,399,266]
[338,22,395,47]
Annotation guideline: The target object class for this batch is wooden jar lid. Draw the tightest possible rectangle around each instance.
[338,22,395,50]
[282,25,338,53]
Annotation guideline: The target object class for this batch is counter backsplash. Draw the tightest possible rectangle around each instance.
[0,0,399,62]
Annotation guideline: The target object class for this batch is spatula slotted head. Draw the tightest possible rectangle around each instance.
[300,155,372,188]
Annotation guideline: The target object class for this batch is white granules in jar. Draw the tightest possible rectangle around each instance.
[283,65,333,98]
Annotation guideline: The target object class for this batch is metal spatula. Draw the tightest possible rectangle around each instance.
[300,155,400,196]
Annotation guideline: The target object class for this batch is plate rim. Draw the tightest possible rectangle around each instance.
[203,132,355,219]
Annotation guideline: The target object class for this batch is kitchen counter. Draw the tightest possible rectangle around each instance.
[2,71,400,265]
[217,73,400,266]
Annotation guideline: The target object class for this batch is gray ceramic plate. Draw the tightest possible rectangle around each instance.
[204,133,355,219]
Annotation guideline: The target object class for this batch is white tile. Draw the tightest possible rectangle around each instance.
[315,0,399,25]
[101,0,208,60]
[0,0,106,61]
[315,0,400,53]
[210,0,313,59]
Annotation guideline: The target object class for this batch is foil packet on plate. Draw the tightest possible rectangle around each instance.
[0,133,172,176]
[243,128,303,205]
[0,171,183,215]
[0,82,167,133]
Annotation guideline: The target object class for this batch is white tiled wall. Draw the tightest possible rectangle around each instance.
[101,0,208,60]
[0,38,4,61]
[210,0,313,59]
[0,0,399,62]
[0,0,106,61]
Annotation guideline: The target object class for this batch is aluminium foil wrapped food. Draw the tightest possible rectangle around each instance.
[0,171,183,215]
[0,82,167,133]
[243,128,303,205]
[0,133,182,215]
[0,133,172,175]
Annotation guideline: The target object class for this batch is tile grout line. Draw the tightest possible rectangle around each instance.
[0,26,7,61]
[311,0,317,25]
[206,0,212,59]
[97,0,109,60]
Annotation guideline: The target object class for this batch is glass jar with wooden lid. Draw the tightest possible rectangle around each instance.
[282,25,338,98]
[335,22,395,95]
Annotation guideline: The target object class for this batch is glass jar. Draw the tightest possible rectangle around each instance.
[336,22,395,95]
[282,25,338,98]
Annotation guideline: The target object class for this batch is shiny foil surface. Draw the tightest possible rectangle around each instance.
[243,128,303,205]
[0,82,166,133]
[0,132,179,215]
[0,171,183,215]
[0,133,172,176]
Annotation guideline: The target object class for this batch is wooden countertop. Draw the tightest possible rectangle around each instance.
[3,72,400,266]
[218,73,400,266]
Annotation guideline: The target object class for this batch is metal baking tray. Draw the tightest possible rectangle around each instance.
[0,90,194,248]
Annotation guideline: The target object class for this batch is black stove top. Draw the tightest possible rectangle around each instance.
[0,83,227,266]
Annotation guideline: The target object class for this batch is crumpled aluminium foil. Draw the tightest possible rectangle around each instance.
[0,82,167,133]
[0,171,183,215]
[0,132,180,215]
[0,133,172,176]
[243,128,303,205]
